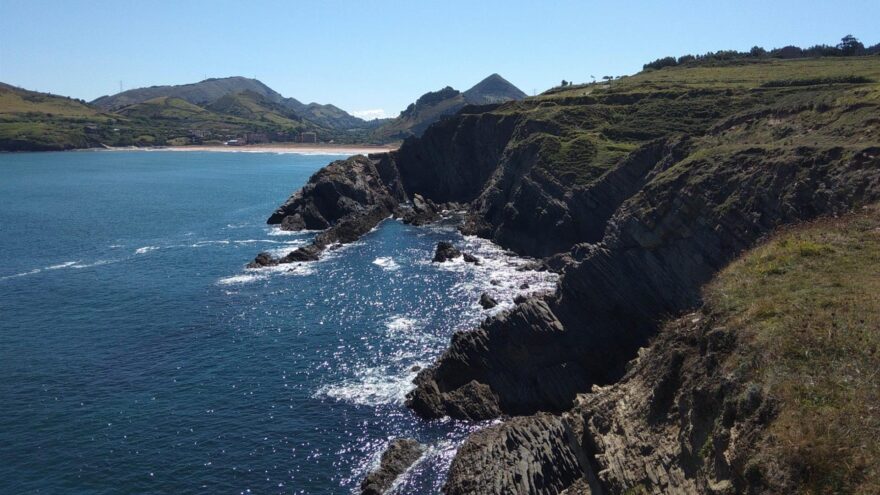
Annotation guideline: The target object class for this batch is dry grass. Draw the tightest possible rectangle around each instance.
[706,205,880,494]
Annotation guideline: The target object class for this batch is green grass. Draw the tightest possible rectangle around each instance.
[484,57,880,186]
[705,206,880,494]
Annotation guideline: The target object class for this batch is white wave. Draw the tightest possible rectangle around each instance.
[267,227,318,236]
[135,246,159,255]
[385,316,419,332]
[429,234,559,314]
[216,262,314,286]
[70,259,114,269]
[232,239,284,244]
[216,273,265,285]
[0,268,42,281]
[190,240,230,247]
[372,256,400,271]
[46,261,78,270]
[266,240,308,258]
[315,365,420,407]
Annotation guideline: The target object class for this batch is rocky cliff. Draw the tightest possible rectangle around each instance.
[259,56,880,494]
[442,206,880,494]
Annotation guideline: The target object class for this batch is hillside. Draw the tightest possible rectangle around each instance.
[91,76,366,132]
[204,91,307,128]
[0,76,380,150]
[371,73,526,142]
[258,55,880,494]
[0,83,120,150]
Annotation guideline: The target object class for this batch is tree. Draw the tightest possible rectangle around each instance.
[749,46,767,57]
[602,76,613,81]
[560,79,568,87]
[838,34,864,56]
[643,56,678,70]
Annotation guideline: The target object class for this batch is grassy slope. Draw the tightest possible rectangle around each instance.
[205,92,307,129]
[489,57,880,186]
[705,205,880,494]
[0,84,113,150]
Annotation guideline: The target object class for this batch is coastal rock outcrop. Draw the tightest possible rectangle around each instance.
[478,292,497,309]
[246,251,278,268]
[441,309,781,495]
[432,241,461,262]
[267,154,403,230]
[444,414,591,495]
[360,438,425,495]
[394,193,442,225]
[258,154,403,263]
[408,143,880,420]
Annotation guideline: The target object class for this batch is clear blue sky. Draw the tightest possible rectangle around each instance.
[1,0,877,118]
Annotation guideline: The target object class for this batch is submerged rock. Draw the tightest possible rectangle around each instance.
[360,438,424,495]
[479,293,497,309]
[432,241,461,262]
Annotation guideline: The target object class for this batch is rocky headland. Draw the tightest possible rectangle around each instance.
[257,56,880,493]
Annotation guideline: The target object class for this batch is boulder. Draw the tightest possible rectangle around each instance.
[360,438,424,495]
[479,293,498,309]
[246,251,278,268]
[432,241,461,262]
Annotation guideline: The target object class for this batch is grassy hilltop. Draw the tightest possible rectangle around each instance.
[486,56,880,187]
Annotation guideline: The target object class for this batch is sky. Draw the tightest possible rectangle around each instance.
[1,0,878,119]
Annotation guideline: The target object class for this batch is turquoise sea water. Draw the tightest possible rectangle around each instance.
[0,151,555,494]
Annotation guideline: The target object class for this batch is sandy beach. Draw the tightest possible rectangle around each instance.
[102,142,399,156]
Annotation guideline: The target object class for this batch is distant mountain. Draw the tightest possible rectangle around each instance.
[0,74,525,150]
[0,80,355,151]
[283,99,364,130]
[372,74,526,142]
[92,77,280,111]
[462,73,528,104]
[92,76,365,131]
[371,87,467,142]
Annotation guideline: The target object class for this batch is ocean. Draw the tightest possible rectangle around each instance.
[0,151,555,494]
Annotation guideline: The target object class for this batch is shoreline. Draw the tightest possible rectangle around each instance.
[99,143,399,156]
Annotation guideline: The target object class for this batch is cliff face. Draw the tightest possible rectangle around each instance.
[441,308,779,495]
[260,57,880,494]
[407,142,880,420]
[443,206,880,494]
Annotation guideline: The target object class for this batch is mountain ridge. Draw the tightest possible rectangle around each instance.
[371,73,527,142]
[91,76,366,131]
